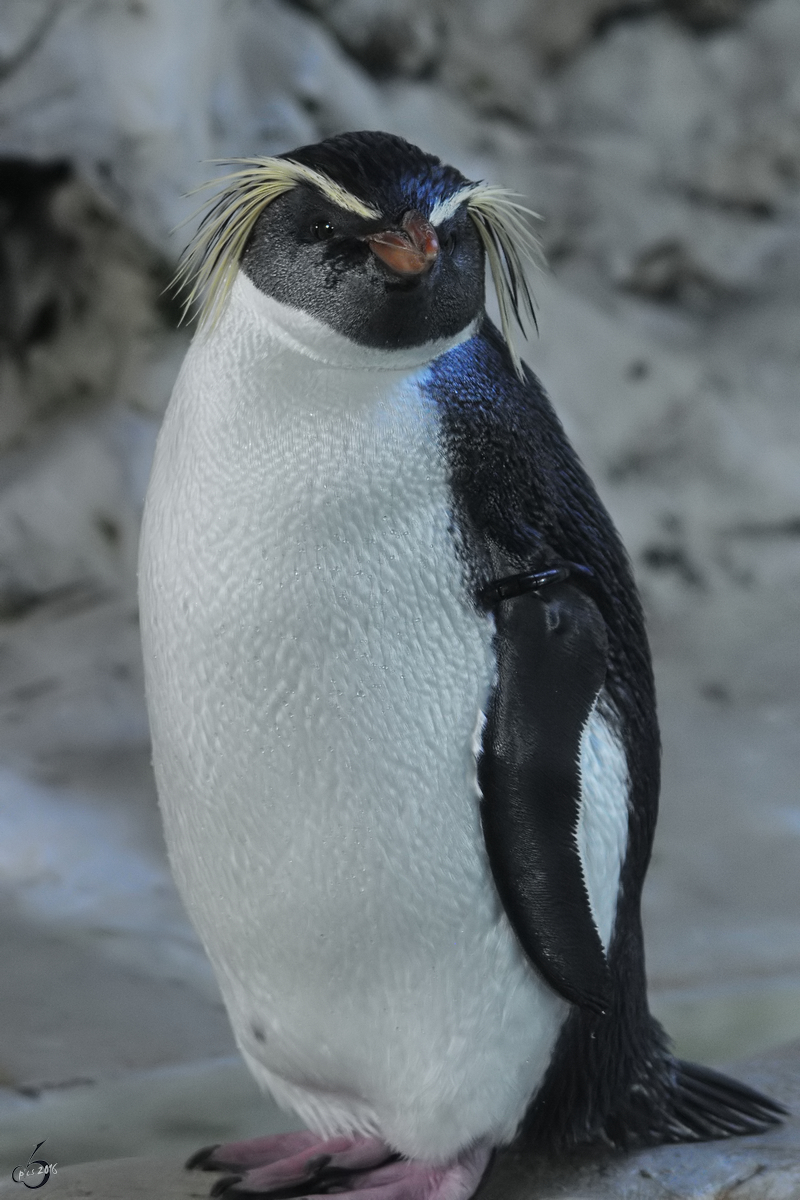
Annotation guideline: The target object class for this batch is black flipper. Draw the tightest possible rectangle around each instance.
[478,579,613,1015]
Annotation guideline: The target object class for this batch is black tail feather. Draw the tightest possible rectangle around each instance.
[522,999,788,1153]
[661,1059,788,1143]
[521,916,788,1153]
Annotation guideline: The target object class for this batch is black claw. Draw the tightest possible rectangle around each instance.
[186,1143,222,1170]
[303,1154,332,1178]
[210,1174,243,1198]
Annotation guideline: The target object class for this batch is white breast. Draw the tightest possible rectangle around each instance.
[138,275,623,1162]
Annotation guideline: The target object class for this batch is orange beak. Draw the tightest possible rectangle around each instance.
[365,210,439,276]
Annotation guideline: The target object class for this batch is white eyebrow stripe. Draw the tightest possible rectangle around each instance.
[429,186,475,226]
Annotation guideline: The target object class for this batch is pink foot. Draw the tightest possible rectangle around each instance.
[187,1132,492,1200]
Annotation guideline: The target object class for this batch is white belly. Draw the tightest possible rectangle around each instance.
[139,278,570,1161]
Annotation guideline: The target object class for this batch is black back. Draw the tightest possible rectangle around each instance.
[426,319,785,1149]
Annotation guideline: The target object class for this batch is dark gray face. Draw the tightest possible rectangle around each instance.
[240,183,485,351]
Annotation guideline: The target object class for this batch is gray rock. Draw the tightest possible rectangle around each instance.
[666,0,757,32]
[0,907,234,1095]
[0,1156,197,1200]
[0,162,163,450]
[302,0,445,78]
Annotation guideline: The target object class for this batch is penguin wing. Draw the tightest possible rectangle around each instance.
[478,579,614,1016]
[426,318,627,1016]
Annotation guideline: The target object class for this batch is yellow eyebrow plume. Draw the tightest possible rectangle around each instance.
[432,183,543,379]
[173,157,381,329]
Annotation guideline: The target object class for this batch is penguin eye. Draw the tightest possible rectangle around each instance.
[311,220,335,241]
[441,229,457,254]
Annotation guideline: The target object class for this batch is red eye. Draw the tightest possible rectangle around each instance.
[311,220,335,240]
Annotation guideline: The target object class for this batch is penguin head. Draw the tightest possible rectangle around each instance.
[179,131,540,373]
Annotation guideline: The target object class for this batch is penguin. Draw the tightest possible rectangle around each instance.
[138,131,785,1200]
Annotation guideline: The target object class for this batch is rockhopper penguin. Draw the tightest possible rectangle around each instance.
[138,132,785,1200]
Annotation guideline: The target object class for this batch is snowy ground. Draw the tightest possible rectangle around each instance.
[0,0,798,1171]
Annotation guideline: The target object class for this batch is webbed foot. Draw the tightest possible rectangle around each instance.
[187,1132,491,1200]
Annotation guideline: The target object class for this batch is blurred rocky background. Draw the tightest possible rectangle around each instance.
[0,0,799,1174]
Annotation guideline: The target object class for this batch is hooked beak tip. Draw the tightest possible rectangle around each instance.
[365,210,439,277]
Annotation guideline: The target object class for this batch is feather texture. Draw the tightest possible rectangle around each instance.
[175,156,541,377]
[431,185,542,378]
[174,157,380,328]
